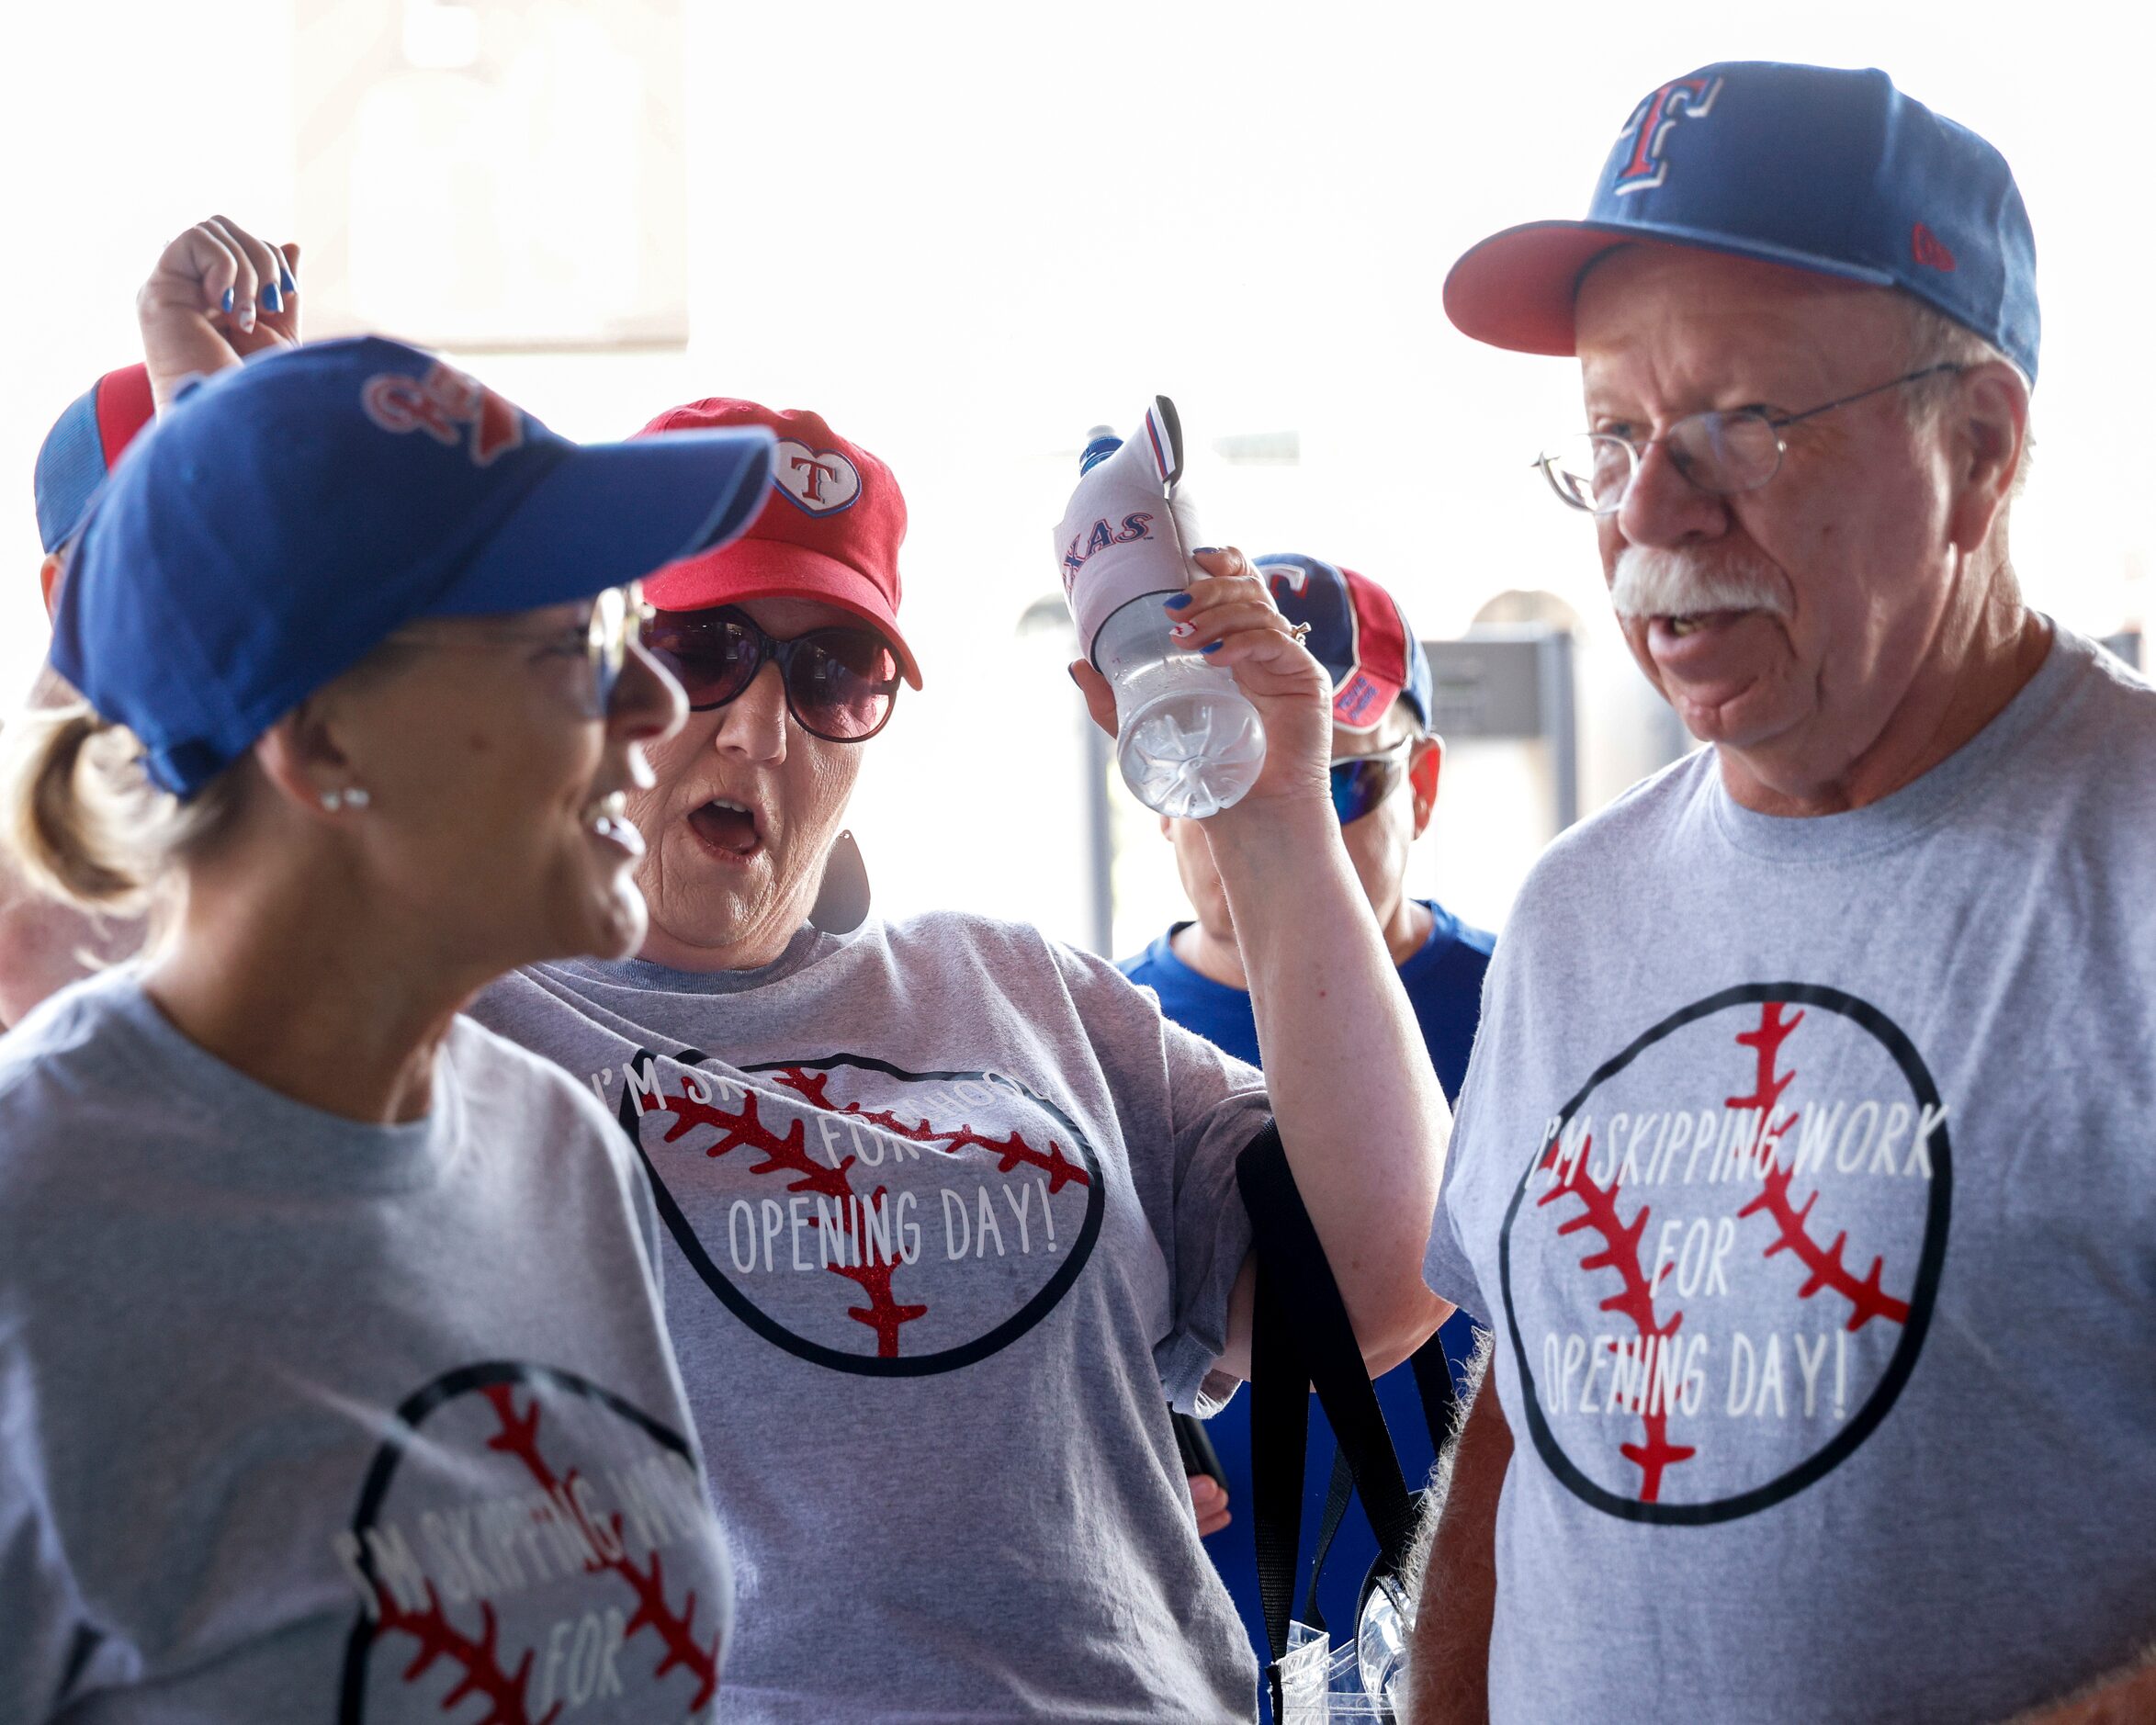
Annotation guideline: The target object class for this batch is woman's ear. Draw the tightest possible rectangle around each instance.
[253,695,362,819]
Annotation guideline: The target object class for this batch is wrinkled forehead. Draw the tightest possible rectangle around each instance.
[1575,245,1911,406]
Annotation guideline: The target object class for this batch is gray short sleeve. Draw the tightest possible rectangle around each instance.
[1051,945,1268,1414]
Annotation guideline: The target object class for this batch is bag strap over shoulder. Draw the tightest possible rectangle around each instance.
[1236,1122,1422,1707]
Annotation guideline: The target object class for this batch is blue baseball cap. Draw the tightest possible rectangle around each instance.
[53,337,774,798]
[1256,554,1433,735]
[1444,62,2039,384]
[33,363,156,555]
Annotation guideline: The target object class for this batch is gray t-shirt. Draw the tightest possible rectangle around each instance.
[1423,625,2156,1723]
[469,910,1269,1721]
[0,969,732,1723]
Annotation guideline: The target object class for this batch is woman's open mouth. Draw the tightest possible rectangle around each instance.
[581,789,644,859]
[687,796,762,861]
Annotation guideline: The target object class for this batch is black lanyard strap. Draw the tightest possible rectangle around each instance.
[1236,1122,1423,1705]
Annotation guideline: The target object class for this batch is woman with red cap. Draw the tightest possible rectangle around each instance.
[457,390,1454,1719]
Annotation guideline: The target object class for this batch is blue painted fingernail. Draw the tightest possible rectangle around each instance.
[1201,641,1223,654]
[221,288,234,313]
[280,263,297,295]
[1193,546,1221,557]
[263,281,282,312]
[1164,593,1192,611]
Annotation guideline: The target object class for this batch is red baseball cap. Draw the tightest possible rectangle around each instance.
[637,400,921,688]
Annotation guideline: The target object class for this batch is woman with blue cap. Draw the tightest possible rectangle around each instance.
[0,318,774,1719]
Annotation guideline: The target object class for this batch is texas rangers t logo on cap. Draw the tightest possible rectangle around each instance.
[773,439,863,515]
[1613,75,1723,195]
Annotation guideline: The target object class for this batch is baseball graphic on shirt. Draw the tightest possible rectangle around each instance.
[603,1050,1103,1375]
[335,1362,724,1722]
[1499,983,1949,1523]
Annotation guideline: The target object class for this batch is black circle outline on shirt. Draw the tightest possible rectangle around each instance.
[620,1048,1106,1376]
[1496,981,1952,1525]
[335,1359,699,1723]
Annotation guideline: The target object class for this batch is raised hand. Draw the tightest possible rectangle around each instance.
[138,215,301,409]
[1068,545,1332,817]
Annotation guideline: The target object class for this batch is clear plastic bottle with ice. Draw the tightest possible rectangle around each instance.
[1057,401,1265,819]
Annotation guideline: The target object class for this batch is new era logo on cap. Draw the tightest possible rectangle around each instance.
[1911,222,1958,272]
[773,439,863,515]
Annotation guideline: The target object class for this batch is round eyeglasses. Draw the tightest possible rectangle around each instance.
[1534,363,1963,517]
[392,582,648,717]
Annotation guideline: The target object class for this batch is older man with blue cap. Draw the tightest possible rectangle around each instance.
[1408,62,2156,1725]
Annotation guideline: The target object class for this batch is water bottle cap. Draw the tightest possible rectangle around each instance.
[1079,428,1122,474]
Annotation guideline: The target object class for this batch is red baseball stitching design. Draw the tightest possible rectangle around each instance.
[1536,1000,1919,1503]
[1536,1133,1695,1501]
[1729,1002,1911,1330]
[822,1180,929,1354]
[480,1384,719,1710]
[771,1066,1091,1193]
[653,1081,923,1354]
[376,1587,557,1725]
[649,1065,1087,1358]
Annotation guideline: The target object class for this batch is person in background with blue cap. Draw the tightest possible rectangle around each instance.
[1408,62,2156,1725]
[0,266,777,1712]
[30,364,155,616]
[2,365,160,1029]
[1121,554,1491,1692]
[1,220,302,1032]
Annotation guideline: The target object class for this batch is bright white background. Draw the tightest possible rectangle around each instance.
[4,0,2147,953]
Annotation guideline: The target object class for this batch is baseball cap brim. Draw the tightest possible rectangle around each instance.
[431,426,777,616]
[1443,219,1897,356]
[643,539,924,689]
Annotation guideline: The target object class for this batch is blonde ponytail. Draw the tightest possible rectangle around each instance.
[0,689,243,914]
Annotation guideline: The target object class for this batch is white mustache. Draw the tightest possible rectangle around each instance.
[1609,545,1791,619]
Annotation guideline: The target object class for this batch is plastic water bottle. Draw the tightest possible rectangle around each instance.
[1055,400,1265,819]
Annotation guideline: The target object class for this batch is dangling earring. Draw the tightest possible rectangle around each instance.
[808,829,871,933]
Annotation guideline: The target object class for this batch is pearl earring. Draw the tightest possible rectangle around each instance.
[320,786,371,812]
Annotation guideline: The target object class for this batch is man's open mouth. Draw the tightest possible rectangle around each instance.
[1654,608,1753,641]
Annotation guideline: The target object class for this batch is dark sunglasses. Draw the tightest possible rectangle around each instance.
[1330,738,1415,825]
[639,606,901,743]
